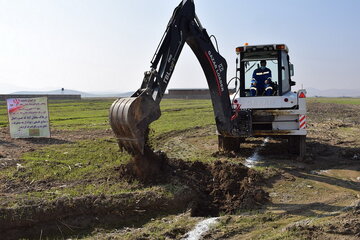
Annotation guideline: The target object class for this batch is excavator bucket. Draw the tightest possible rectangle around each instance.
[109,94,161,155]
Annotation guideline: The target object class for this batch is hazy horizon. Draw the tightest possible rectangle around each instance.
[2,86,360,99]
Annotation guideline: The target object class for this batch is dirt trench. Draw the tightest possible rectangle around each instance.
[0,151,268,240]
[119,149,269,217]
[0,190,195,240]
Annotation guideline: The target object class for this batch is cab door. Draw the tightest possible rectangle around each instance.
[280,51,291,95]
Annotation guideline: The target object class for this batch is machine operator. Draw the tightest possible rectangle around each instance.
[250,60,273,96]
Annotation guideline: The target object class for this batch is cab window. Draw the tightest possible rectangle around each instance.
[243,59,278,96]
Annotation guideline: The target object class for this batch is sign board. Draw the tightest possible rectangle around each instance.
[6,97,51,138]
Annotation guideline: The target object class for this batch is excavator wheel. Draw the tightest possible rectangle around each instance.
[218,135,242,152]
[288,135,306,159]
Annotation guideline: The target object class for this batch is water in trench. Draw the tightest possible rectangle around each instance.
[245,137,269,168]
[182,217,219,240]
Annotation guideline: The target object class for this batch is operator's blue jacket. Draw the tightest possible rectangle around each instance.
[252,67,272,89]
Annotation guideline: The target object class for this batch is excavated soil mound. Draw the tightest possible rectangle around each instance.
[118,151,269,217]
[173,159,268,216]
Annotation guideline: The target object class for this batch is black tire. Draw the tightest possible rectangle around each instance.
[288,135,306,159]
[218,135,242,152]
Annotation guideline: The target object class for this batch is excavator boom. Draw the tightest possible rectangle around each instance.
[109,0,234,155]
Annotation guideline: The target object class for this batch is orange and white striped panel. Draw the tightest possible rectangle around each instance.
[299,115,306,129]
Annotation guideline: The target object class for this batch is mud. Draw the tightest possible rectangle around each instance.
[118,128,167,182]
[119,150,269,217]
[118,125,268,217]
[133,147,167,182]
[120,130,269,216]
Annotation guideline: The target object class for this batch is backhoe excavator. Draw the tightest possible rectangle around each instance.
[109,0,307,160]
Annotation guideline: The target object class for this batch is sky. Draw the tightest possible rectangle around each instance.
[0,0,359,94]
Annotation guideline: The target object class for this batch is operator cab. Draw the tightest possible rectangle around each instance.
[235,44,295,97]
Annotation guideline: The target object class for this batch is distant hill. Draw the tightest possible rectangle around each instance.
[8,88,360,98]
[11,89,93,97]
[306,88,360,98]
[1,83,31,94]
[10,89,133,98]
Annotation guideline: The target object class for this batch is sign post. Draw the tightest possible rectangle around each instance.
[6,97,51,138]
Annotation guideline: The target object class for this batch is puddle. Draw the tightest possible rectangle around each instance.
[245,137,269,168]
[311,170,329,175]
[182,217,219,240]
[313,169,360,182]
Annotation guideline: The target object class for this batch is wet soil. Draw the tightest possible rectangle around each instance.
[118,123,269,217]
[123,155,268,216]
[132,147,167,182]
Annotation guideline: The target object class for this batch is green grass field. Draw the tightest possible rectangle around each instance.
[0,98,215,130]
[0,98,217,205]
[307,97,360,105]
[2,97,360,128]
[1,97,359,203]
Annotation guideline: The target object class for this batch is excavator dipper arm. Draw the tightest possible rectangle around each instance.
[109,0,234,155]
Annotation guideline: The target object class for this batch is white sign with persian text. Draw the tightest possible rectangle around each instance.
[7,97,51,138]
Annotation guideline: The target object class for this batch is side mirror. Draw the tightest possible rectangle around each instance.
[289,64,294,76]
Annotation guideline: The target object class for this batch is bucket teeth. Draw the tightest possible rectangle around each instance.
[109,95,161,155]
